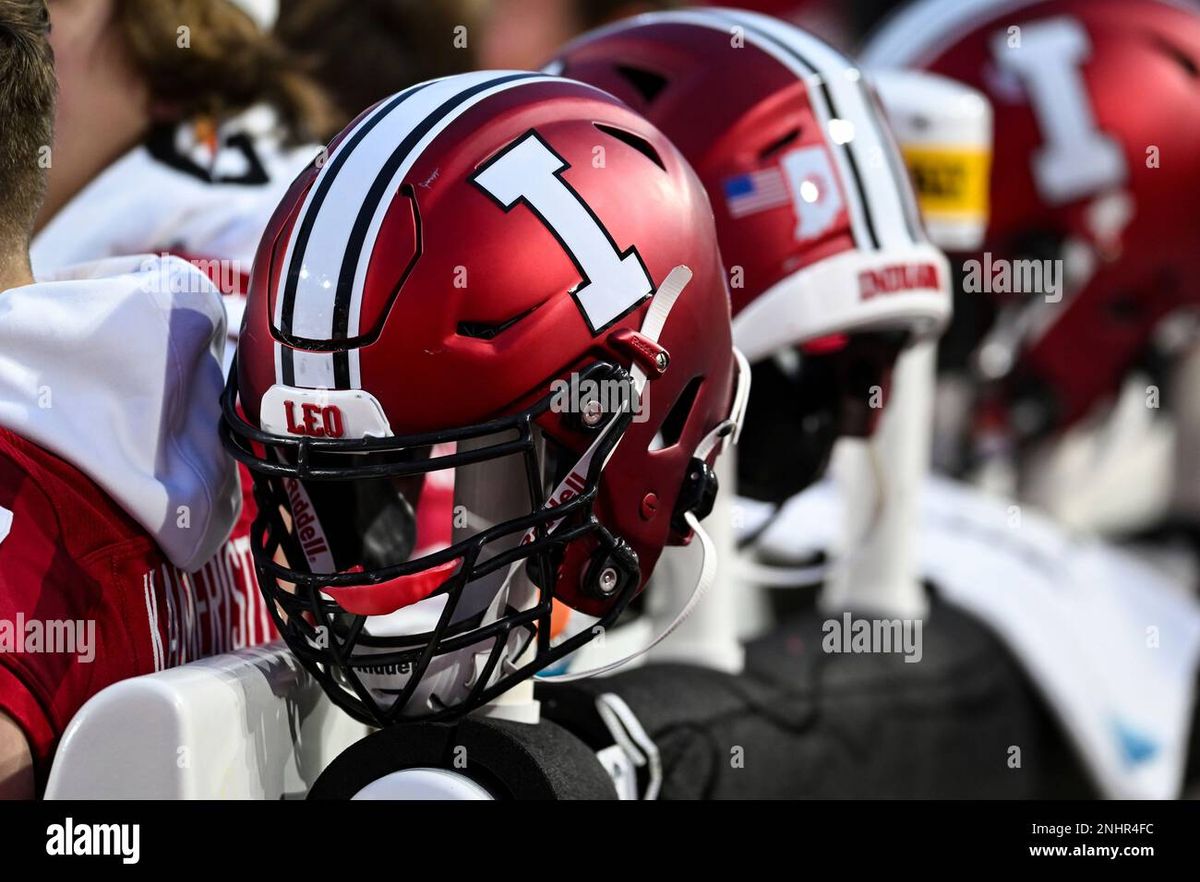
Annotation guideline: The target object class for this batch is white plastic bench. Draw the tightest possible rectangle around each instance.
[45,642,369,799]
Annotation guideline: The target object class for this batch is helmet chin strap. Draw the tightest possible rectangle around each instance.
[627,264,693,399]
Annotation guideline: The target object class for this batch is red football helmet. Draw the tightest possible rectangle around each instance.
[551,8,950,500]
[864,0,1200,451]
[221,71,743,725]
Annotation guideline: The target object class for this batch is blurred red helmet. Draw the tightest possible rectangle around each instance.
[551,8,949,500]
[222,72,742,724]
[865,0,1200,442]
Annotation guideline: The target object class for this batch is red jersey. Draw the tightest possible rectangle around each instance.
[0,429,273,786]
[0,254,273,791]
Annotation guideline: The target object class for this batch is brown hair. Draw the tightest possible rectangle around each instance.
[0,0,54,250]
[276,0,480,141]
[115,0,336,145]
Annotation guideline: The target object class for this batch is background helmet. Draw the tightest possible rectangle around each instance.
[551,8,950,502]
[222,72,740,725]
[864,0,1200,451]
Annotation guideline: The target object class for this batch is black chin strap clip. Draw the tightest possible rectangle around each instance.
[671,457,718,535]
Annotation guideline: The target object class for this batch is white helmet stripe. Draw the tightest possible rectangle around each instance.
[557,10,878,250]
[271,79,432,388]
[273,71,558,389]
[862,0,1043,67]
[271,80,427,339]
[709,7,924,252]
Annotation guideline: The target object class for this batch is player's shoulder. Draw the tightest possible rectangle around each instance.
[35,253,225,320]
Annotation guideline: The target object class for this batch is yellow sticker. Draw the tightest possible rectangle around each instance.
[901,145,991,219]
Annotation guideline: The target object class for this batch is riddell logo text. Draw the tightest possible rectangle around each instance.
[285,478,332,564]
[520,468,588,547]
[858,263,941,300]
[546,470,587,512]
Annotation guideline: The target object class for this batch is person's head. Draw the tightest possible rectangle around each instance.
[112,0,331,142]
[39,0,332,228]
[0,0,54,280]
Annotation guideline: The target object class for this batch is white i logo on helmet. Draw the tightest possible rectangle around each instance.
[472,131,654,333]
[990,17,1126,205]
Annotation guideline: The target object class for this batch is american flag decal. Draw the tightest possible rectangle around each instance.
[723,168,791,218]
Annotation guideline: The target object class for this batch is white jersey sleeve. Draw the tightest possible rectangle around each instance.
[32,105,319,278]
[32,106,321,371]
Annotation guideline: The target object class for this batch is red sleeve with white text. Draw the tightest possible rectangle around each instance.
[0,428,273,791]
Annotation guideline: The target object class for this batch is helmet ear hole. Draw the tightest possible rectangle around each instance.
[650,375,704,451]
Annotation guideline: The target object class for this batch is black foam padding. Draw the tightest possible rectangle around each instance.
[539,591,1095,798]
[1185,671,1200,795]
[309,716,617,800]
